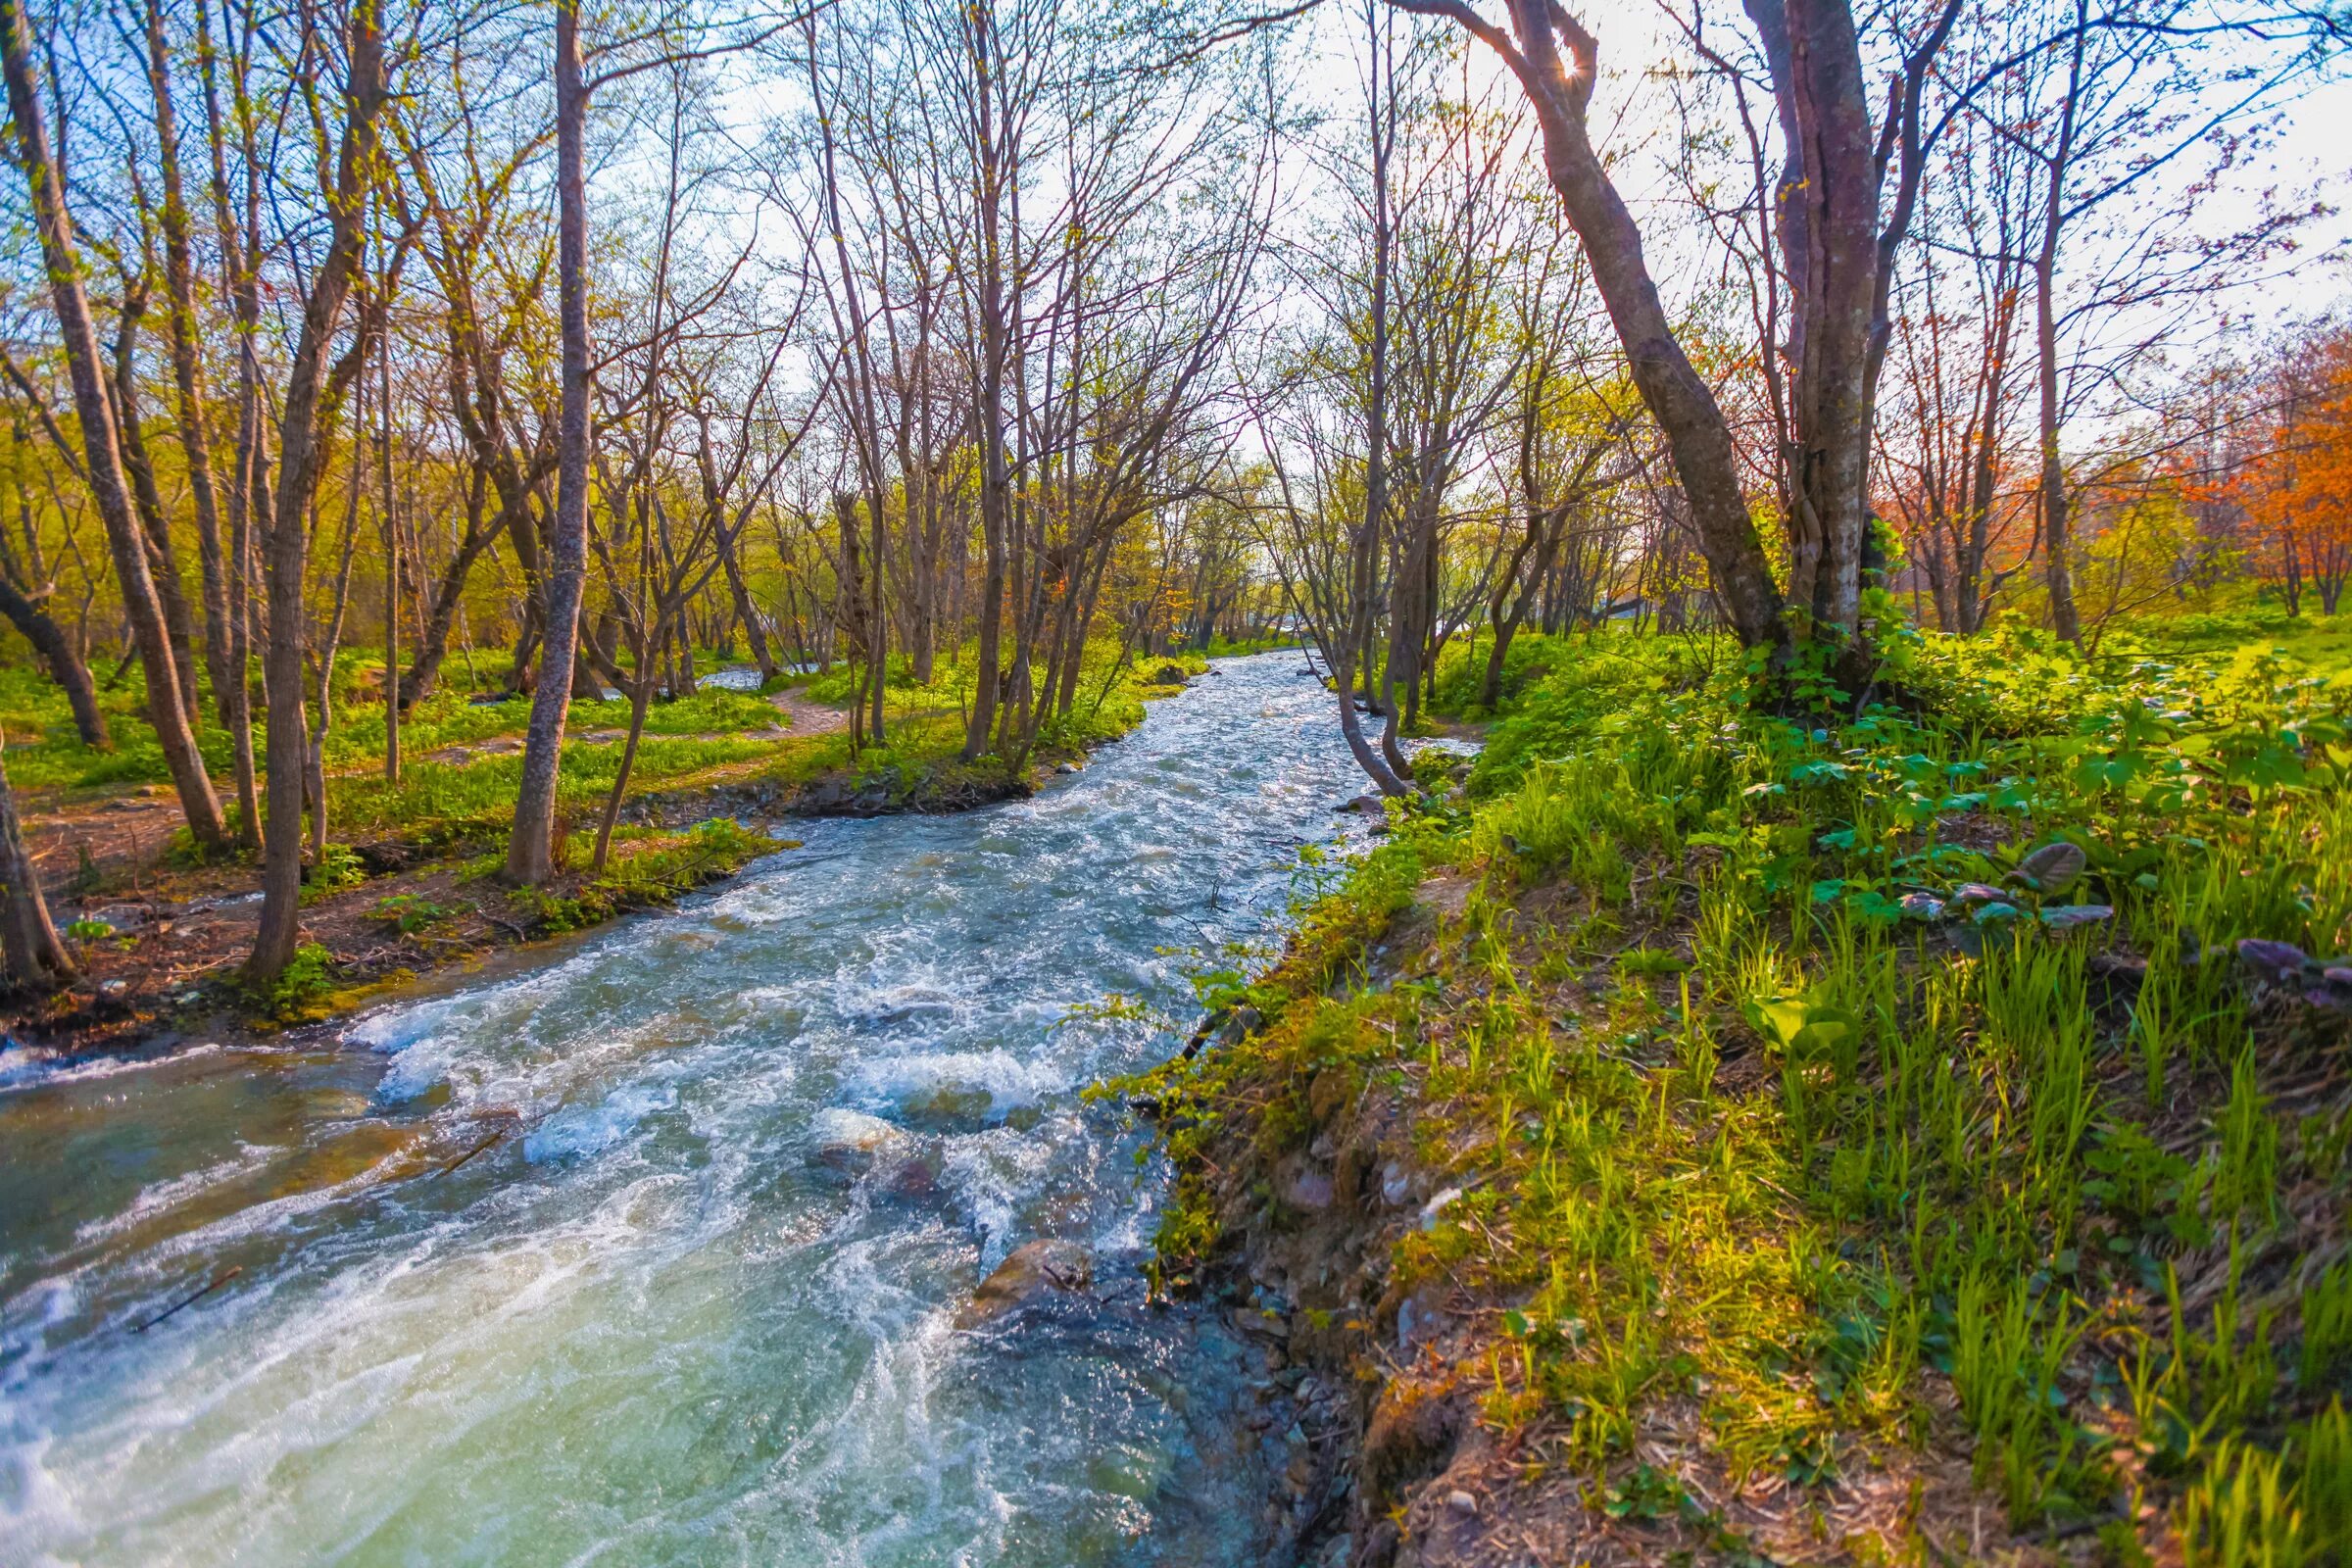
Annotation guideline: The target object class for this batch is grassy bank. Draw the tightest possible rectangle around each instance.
[1130,618,2351,1565]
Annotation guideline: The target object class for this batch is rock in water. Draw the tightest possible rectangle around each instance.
[877,1152,942,1201]
[807,1107,911,1175]
[956,1239,1095,1328]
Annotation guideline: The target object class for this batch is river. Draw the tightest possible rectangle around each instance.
[0,652,1370,1567]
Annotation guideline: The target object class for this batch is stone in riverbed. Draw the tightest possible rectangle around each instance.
[876,1151,943,1201]
[956,1238,1095,1328]
[806,1107,911,1175]
[896,1083,996,1131]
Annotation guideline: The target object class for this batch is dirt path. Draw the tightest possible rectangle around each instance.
[769,688,853,734]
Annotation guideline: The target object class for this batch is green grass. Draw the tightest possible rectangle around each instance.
[1201,632,1300,657]
[509,817,783,934]
[324,734,779,845]
[1128,613,2352,1562]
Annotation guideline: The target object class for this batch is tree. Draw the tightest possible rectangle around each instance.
[0,723,69,992]
[504,0,593,888]
[1391,0,1956,685]
[2000,0,2328,643]
[2233,323,2352,615]
[248,0,390,982]
[1876,38,2040,635]
[0,0,227,849]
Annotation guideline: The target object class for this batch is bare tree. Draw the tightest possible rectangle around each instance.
[1391,0,1962,689]
[0,723,70,991]
[504,0,592,887]
[0,0,227,847]
[249,0,390,982]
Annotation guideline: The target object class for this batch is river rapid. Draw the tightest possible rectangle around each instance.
[0,652,1370,1567]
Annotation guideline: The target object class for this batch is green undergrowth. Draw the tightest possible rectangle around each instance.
[1128,620,2352,1564]
[0,633,1208,818]
[0,647,786,800]
[231,818,777,1027]
[324,683,782,769]
[325,734,779,848]
[501,817,783,935]
[1202,632,1302,658]
[799,642,1204,738]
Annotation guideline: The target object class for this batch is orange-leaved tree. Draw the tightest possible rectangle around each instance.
[2233,325,2352,617]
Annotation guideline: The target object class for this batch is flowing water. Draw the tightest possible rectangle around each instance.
[0,653,1372,1568]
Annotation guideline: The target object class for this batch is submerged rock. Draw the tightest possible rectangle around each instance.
[806,1107,911,1174]
[876,1150,943,1201]
[956,1238,1095,1328]
[896,1083,996,1131]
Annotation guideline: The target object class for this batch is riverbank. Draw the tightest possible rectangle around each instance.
[1128,625,2352,1568]
[0,651,1209,1060]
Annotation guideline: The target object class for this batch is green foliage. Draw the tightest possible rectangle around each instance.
[519,818,782,935]
[302,843,369,902]
[1129,613,2352,1561]
[369,893,449,934]
[1448,635,1705,795]
[327,734,775,846]
[258,943,337,1022]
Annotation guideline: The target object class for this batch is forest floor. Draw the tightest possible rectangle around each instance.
[0,646,1207,1060]
[1124,611,2352,1568]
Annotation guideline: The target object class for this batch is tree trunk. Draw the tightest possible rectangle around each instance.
[380,303,400,782]
[1483,506,1563,710]
[715,526,776,679]
[2033,14,2084,645]
[248,0,386,982]
[1462,2,1785,651]
[109,287,205,722]
[1351,11,1410,799]
[962,11,1008,763]
[0,726,72,992]
[2034,235,2080,644]
[195,0,262,851]
[402,499,510,707]
[144,0,236,733]
[590,628,660,877]
[1746,0,1884,673]
[0,576,107,747]
[503,0,591,887]
[0,0,227,849]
